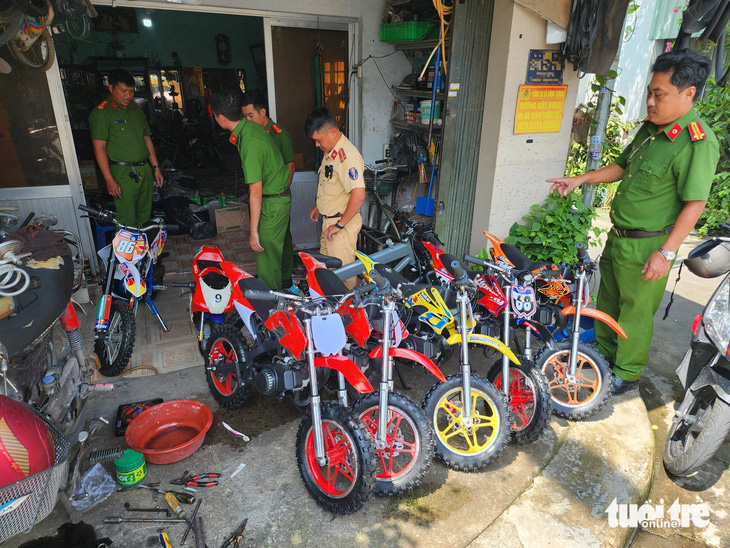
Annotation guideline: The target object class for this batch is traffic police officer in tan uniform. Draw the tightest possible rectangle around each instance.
[210,90,291,291]
[305,107,365,289]
[89,69,164,226]
[241,90,297,292]
[548,50,719,395]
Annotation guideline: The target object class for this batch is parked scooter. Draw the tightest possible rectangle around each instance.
[77,204,170,376]
[664,229,730,476]
[0,217,112,542]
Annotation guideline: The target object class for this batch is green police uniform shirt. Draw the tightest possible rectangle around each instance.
[264,119,295,165]
[611,107,719,232]
[89,96,151,162]
[229,119,289,194]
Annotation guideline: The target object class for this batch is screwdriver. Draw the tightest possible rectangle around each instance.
[130,483,196,503]
[164,492,189,521]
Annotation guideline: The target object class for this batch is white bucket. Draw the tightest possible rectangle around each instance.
[420,100,441,125]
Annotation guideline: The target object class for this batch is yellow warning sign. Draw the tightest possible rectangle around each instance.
[514,84,568,134]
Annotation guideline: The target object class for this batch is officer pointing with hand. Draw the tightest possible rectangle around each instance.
[89,69,163,226]
[547,50,719,395]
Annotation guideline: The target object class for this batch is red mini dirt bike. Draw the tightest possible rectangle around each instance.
[172,245,240,357]
[237,284,377,513]
[481,232,623,420]
[301,251,444,495]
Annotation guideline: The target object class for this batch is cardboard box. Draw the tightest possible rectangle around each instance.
[213,204,248,233]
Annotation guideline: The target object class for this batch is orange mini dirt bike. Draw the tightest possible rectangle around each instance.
[483,232,624,420]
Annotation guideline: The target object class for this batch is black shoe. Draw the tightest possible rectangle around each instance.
[612,375,639,396]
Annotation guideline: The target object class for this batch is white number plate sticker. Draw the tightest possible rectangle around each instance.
[511,285,536,319]
[311,314,347,356]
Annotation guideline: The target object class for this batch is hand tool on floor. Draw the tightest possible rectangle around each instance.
[104,517,187,524]
[181,499,203,546]
[194,516,207,548]
[164,492,189,521]
[221,518,248,548]
[170,472,221,488]
[120,483,196,503]
[124,502,171,516]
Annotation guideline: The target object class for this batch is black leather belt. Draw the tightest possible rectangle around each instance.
[110,160,147,167]
[612,226,673,238]
[321,212,342,219]
[262,188,291,199]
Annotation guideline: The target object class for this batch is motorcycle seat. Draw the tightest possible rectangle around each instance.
[238,277,276,320]
[306,252,342,269]
[501,243,554,272]
[202,270,230,290]
[373,264,429,297]
[314,267,349,297]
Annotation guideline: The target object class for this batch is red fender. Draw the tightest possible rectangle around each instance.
[561,306,628,339]
[60,301,80,330]
[314,355,374,394]
[369,346,446,382]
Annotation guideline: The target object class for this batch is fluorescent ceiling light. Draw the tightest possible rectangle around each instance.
[142,17,152,27]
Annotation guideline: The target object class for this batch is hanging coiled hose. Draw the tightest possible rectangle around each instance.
[432,0,453,74]
[562,0,601,73]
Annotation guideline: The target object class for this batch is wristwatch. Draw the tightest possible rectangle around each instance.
[335,221,345,230]
[151,165,160,170]
[658,247,677,261]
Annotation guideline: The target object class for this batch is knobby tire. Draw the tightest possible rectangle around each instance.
[422,374,510,471]
[204,323,251,408]
[296,401,376,514]
[95,299,135,377]
[353,391,433,495]
[536,340,612,420]
[488,361,552,445]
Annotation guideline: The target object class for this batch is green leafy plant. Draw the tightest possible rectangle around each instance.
[503,191,605,264]
[695,73,730,234]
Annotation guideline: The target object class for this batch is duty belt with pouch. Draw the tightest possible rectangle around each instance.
[611,225,673,238]
[110,160,147,183]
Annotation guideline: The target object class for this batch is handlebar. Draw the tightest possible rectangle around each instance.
[172,282,196,289]
[78,204,165,233]
[450,260,470,285]
[576,241,588,261]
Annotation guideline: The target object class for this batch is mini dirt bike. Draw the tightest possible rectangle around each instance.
[302,251,444,495]
[483,232,621,420]
[172,244,239,356]
[400,240,551,445]
[664,230,730,476]
[356,253,514,471]
[78,205,169,376]
[237,284,377,514]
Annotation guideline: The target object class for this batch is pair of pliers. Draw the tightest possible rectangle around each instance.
[170,472,221,487]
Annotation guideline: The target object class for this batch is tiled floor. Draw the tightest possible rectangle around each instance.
[82,230,257,380]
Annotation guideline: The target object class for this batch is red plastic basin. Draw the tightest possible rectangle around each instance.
[125,400,213,465]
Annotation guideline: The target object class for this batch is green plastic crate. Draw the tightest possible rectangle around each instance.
[380,22,437,43]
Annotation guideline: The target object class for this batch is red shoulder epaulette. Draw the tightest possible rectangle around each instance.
[229,134,237,145]
[338,149,346,162]
[330,150,338,160]
[97,100,108,110]
[688,121,707,142]
[272,124,283,134]
[667,123,682,141]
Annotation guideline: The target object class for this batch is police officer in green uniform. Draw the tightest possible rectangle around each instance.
[89,69,163,226]
[548,49,719,395]
[210,90,291,290]
[241,90,297,292]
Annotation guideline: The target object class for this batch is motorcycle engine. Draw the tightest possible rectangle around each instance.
[254,358,307,396]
